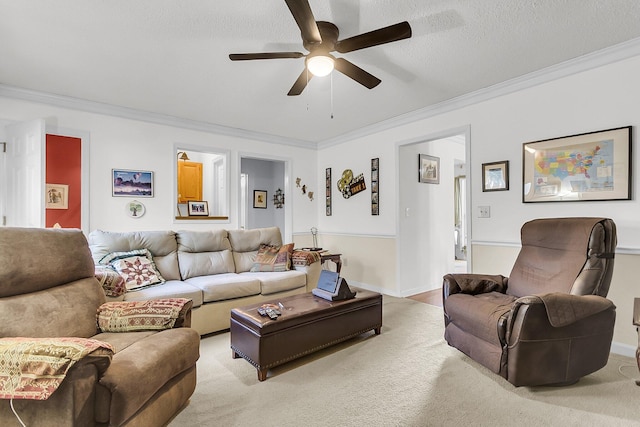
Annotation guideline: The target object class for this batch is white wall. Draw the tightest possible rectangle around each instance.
[0,97,318,234]
[318,53,640,351]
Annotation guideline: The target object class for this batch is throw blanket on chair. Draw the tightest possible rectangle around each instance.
[0,337,114,400]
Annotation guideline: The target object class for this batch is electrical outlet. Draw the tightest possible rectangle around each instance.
[478,206,491,218]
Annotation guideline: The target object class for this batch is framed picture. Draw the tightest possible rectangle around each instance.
[112,169,153,197]
[125,200,146,218]
[325,168,332,216]
[187,200,209,216]
[371,158,379,215]
[253,190,267,209]
[482,161,509,192]
[523,126,631,202]
[46,183,68,209]
[419,154,440,184]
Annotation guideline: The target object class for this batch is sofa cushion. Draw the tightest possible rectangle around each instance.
[0,228,95,297]
[227,227,282,252]
[97,299,192,332]
[95,328,200,426]
[92,331,157,353]
[179,250,235,279]
[122,280,204,308]
[185,273,261,302]
[250,243,294,272]
[177,230,236,279]
[228,227,283,273]
[241,270,307,295]
[88,230,181,281]
[0,278,105,339]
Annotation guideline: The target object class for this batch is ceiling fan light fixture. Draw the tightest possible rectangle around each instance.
[306,54,334,77]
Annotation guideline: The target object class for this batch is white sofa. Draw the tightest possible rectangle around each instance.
[89,227,321,335]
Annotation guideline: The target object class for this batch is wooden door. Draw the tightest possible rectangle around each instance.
[178,161,203,203]
[4,119,45,227]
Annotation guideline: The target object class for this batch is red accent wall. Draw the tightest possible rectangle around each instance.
[46,134,82,228]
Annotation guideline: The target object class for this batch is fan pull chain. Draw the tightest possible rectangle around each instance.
[306,68,310,112]
[330,71,334,119]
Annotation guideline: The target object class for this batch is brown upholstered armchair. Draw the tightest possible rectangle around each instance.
[443,217,617,387]
[0,227,200,426]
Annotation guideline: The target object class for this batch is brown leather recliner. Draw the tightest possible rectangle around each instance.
[443,217,617,387]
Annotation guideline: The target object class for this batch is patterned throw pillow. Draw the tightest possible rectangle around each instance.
[111,256,164,291]
[97,298,191,332]
[99,249,165,292]
[249,243,294,272]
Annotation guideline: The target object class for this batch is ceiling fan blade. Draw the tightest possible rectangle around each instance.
[334,58,381,89]
[229,52,304,61]
[284,0,322,43]
[335,21,412,53]
[287,69,312,96]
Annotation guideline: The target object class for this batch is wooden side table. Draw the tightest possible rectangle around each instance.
[320,253,342,273]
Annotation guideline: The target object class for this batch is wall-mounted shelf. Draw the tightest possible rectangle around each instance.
[175,216,229,220]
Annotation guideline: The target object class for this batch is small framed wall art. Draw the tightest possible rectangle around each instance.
[419,154,440,184]
[253,190,267,209]
[126,200,146,218]
[482,161,509,192]
[188,200,209,216]
[46,183,68,209]
[112,169,153,197]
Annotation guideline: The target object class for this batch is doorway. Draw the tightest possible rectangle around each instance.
[397,129,470,296]
[239,156,291,241]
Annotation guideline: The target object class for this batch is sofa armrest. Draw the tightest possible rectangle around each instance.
[294,261,322,291]
[443,273,508,300]
[97,298,193,333]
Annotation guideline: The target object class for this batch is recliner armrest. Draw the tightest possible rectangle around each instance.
[97,298,193,333]
[511,293,615,328]
[443,273,508,299]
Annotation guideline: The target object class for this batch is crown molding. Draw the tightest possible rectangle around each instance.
[2,37,640,151]
[0,84,317,150]
[318,36,640,149]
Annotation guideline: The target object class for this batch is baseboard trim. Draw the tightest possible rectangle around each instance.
[611,341,636,358]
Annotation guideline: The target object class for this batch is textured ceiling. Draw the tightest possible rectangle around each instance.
[2,1,640,145]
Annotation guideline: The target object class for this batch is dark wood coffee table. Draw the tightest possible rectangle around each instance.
[230,290,382,381]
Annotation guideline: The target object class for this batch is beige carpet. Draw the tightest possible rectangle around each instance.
[170,296,640,427]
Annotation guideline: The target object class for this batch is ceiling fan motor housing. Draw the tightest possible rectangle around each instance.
[303,21,339,53]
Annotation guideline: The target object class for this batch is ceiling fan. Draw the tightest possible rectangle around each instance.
[229,0,412,96]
